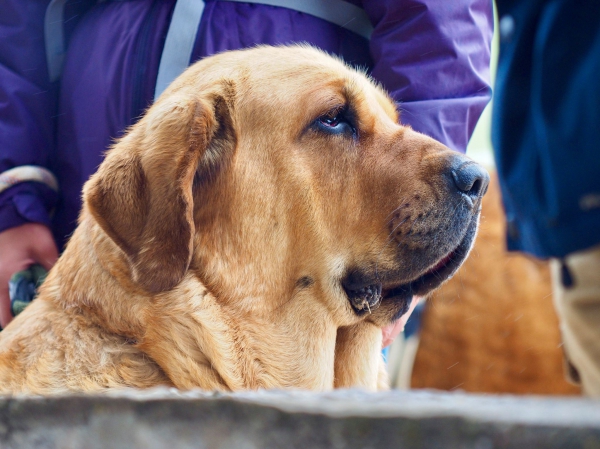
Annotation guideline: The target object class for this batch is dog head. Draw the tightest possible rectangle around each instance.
[84,45,488,328]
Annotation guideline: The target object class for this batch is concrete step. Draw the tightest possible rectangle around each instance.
[1,388,599,448]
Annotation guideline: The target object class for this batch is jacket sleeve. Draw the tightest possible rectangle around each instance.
[0,0,58,233]
[363,0,494,153]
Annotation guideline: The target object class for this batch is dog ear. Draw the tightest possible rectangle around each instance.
[84,93,231,292]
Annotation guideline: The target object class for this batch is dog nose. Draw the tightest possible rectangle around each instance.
[451,159,490,200]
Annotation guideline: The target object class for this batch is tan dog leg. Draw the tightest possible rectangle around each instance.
[334,322,385,390]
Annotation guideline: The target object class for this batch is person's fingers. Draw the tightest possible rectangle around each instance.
[0,287,13,329]
[0,224,58,328]
[29,227,59,271]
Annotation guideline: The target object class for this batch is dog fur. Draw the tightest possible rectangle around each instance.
[0,46,486,394]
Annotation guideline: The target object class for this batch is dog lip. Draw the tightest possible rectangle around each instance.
[407,215,478,296]
[380,214,479,300]
[376,249,459,302]
[344,283,384,316]
[418,248,459,279]
[343,214,479,316]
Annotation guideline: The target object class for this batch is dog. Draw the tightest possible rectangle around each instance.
[0,46,488,393]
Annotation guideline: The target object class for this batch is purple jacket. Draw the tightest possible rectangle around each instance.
[0,0,493,249]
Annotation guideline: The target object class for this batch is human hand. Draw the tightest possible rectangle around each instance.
[0,223,58,328]
[381,296,421,348]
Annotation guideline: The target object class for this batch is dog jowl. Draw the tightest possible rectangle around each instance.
[0,46,488,393]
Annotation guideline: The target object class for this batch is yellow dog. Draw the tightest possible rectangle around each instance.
[0,46,488,393]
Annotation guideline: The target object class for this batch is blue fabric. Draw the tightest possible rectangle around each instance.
[493,0,600,258]
[404,301,424,339]
[381,346,389,364]
[0,182,56,233]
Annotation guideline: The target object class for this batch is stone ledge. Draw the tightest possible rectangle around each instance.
[0,389,599,448]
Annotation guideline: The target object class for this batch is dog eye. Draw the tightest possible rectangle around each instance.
[315,108,356,137]
[320,113,342,127]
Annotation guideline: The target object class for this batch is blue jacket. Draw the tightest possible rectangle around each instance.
[493,0,600,258]
[0,0,493,248]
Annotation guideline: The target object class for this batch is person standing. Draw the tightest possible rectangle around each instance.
[493,0,600,395]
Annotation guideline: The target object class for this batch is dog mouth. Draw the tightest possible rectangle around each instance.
[343,215,478,319]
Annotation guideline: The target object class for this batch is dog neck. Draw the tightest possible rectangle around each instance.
[40,217,343,391]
